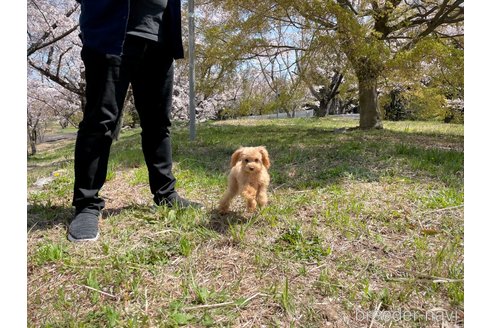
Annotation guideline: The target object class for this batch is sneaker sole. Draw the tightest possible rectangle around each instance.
[67,231,100,243]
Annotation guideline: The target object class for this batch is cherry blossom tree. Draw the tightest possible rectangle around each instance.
[27,0,239,149]
[27,0,83,154]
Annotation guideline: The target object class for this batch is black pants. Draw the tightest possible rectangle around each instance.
[73,35,177,211]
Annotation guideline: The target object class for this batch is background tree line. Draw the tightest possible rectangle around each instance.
[27,0,463,154]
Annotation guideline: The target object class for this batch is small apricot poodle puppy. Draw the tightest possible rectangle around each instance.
[218,146,271,213]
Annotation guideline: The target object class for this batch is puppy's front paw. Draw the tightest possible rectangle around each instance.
[246,199,257,212]
[218,203,230,214]
[257,193,268,208]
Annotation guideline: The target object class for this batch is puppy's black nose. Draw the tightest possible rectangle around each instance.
[249,167,254,171]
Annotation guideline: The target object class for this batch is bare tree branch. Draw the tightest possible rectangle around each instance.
[27,24,79,56]
[27,1,79,56]
[28,59,83,95]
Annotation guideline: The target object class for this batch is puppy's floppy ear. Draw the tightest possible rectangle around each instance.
[230,147,244,168]
[258,146,270,169]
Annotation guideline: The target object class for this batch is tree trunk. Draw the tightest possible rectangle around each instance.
[310,72,343,118]
[27,128,37,156]
[30,142,37,156]
[328,98,339,115]
[358,77,383,129]
[315,99,328,117]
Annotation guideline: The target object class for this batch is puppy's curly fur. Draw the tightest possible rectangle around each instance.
[218,146,271,213]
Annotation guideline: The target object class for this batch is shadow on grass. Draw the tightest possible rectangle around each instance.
[27,203,138,233]
[169,123,464,190]
[100,206,141,220]
[27,120,464,233]
[105,122,463,191]
[204,209,250,234]
[27,204,71,232]
[28,139,75,164]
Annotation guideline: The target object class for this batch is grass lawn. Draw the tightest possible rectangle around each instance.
[27,117,464,327]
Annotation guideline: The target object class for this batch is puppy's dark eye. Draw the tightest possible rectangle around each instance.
[255,159,259,162]
[244,159,249,163]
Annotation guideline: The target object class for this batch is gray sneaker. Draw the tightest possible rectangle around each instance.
[68,208,100,242]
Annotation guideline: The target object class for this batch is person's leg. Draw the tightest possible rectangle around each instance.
[70,46,129,241]
[127,38,175,204]
[128,37,201,207]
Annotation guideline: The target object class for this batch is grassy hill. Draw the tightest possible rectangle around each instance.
[27,118,464,327]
